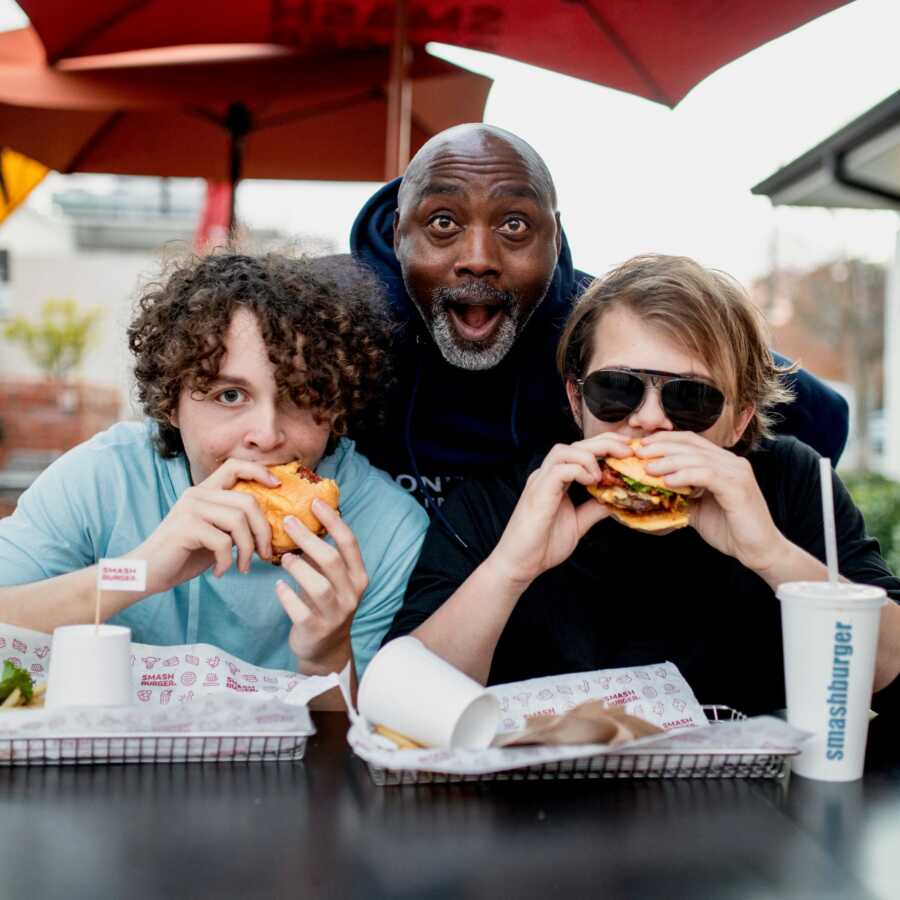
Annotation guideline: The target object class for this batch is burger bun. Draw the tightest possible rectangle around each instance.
[232,461,340,563]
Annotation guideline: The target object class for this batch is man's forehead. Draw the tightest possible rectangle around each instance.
[399,131,556,210]
[410,168,546,206]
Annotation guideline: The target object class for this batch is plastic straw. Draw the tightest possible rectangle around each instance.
[819,458,839,583]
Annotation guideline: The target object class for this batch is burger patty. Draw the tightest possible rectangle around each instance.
[594,461,687,514]
[597,486,660,513]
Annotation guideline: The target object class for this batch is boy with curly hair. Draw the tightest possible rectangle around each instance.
[0,252,428,683]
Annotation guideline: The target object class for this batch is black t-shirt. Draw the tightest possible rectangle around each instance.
[386,436,900,716]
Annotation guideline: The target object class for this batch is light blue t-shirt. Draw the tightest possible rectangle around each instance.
[0,422,428,676]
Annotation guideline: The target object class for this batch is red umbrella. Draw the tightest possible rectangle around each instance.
[0,27,491,225]
[17,0,850,106]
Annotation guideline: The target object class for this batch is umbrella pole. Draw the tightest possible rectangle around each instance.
[228,140,240,234]
[226,102,252,234]
[385,0,412,181]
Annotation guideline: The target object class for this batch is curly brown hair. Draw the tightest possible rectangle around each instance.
[128,251,395,458]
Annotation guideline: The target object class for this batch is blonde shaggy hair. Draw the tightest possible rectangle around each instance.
[557,254,795,453]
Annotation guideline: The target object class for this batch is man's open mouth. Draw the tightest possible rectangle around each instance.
[446,302,506,342]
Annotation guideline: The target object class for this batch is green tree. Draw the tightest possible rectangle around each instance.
[4,299,101,380]
[843,472,900,575]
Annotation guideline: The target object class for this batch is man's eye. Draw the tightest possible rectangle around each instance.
[427,214,459,233]
[216,388,246,405]
[499,217,529,235]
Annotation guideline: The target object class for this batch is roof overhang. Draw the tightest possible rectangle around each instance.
[752,89,900,210]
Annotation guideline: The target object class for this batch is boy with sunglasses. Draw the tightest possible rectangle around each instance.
[384,254,900,715]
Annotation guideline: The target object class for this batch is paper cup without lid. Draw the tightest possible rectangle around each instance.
[45,624,133,708]
[358,637,500,750]
[778,581,886,782]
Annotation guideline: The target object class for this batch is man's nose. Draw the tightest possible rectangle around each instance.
[243,403,285,451]
[627,385,673,434]
[453,226,501,279]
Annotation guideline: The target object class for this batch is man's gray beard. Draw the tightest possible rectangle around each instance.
[430,304,519,371]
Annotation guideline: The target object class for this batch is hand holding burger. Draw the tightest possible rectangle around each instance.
[635,431,790,578]
[232,461,340,564]
[233,460,366,677]
[587,439,700,534]
[487,433,633,589]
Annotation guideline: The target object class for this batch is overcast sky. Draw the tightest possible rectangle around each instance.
[2,0,899,284]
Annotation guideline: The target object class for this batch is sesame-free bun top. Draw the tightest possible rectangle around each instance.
[604,439,693,496]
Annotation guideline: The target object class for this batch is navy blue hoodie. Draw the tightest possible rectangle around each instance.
[351,178,849,516]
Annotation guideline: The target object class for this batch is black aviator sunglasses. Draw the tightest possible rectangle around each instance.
[575,367,726,433]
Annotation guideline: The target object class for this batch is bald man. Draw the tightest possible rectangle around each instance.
[350,124,848,537]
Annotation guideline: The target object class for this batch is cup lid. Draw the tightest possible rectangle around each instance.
[777,580,886,609]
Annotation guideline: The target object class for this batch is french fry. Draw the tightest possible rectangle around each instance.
[1,687,22,708]
[374,723,425,749]
[32,682,47,697]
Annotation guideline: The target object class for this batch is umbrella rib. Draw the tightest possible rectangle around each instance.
[64,110,126,173]
[571,0,675,107]
[186,90,379,136]
[252,89,382,132]
[53,0,155,64]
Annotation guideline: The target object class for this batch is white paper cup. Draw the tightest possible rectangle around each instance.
[45,624,133,708]
[778,581,886,781]
[358,637,500,749]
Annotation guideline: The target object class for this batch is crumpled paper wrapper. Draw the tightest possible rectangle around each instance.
[348,661,808,777]
[495,701,663,748]
[0,624,339,761]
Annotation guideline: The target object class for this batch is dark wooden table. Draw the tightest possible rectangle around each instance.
[2,712,899,900]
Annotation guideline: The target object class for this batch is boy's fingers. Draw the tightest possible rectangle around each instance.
[276,579,316,624]
[205,458,281,491]
[204,491,273,560]
[193,522,234,577]
[312,501,367,587]
[192,500,256,573]
[575,498,610,536]
[281,552,333,616]
[283,516,357,600]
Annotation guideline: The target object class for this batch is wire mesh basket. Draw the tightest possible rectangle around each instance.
[366,706,793,786]
[0,732,308,766]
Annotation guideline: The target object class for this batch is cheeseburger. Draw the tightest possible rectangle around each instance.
[587,441,696,533]
[232,461,340,563]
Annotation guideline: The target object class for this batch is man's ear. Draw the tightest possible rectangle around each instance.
[555,212,562,257]
[392,209,401,256]
[565,378,583,431]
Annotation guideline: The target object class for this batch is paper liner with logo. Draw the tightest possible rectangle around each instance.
[778,581,886,782]
[347,661,807,776]
[358,637,500,750]
[0,625,340,759]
